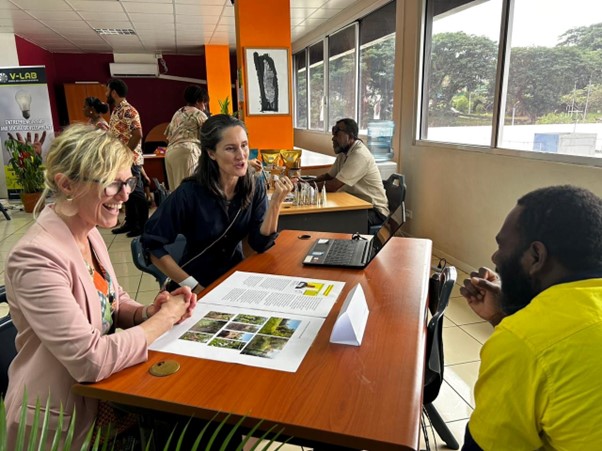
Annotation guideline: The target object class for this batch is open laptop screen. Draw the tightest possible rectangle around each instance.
[370,205,404,258]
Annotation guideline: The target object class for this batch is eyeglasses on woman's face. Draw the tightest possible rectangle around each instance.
[102,177,138,196]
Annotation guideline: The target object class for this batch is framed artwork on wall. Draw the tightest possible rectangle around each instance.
[244,48,290,116]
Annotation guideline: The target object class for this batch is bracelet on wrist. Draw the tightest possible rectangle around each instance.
[141,305,151,321]
[179,276,199,290]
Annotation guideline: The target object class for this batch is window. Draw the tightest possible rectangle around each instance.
[421,0,502,146]
[294,51,307,128]
[359,1,396,130]
[500,0,602,156]
[421,0,602,158]
[308,42,325,131]
[328,24,357,129]
[294,1,396,142]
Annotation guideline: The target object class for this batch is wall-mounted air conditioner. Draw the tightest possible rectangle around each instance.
[109,63,158,78]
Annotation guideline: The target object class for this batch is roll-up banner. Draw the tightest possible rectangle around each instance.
[0,66,55,199]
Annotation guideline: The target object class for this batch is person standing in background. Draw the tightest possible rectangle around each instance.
[106,78,149,237]
[83,96,109,131]
[164,85,209,190]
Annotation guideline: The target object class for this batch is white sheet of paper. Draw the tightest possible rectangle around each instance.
[329,284,369,346]
[201,271,343,318]
[150,271,345,372]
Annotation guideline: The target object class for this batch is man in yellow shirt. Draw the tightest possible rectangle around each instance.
[460,185,602,450]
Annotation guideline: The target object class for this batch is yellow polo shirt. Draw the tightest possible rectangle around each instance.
[469,278,602,450]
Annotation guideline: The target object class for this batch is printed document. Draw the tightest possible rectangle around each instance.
[150,271,345,372]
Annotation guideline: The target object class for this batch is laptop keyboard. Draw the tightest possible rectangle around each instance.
[323,240,363,264]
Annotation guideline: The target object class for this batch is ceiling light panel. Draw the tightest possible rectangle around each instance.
[95,28,137,35]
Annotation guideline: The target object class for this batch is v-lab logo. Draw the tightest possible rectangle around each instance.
[9,72,38,81]
[0,68,43,85]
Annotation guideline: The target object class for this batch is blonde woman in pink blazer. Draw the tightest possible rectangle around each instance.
[4,125,196,448]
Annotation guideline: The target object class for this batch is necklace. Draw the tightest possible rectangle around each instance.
[83,259,94,277]
[80,238,95,277]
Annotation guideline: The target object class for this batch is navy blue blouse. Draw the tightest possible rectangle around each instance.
[141,179,277,287]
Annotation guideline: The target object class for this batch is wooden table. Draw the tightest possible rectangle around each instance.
[298,148,336,173]
[278,192,373,234]
[74,230,432,450]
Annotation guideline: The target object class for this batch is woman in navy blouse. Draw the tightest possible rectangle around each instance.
[141,114,293,295]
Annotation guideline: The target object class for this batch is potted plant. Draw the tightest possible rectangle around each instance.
[6,139,45,213]
[218,96,231,115]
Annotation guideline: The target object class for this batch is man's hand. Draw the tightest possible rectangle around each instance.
[8,131,46,155]
[459,267,505,326]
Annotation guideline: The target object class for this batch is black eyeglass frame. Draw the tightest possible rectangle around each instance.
[82,176,138,196]
[331,125,348,135]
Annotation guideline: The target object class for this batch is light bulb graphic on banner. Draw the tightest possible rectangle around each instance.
[15,90,32,119]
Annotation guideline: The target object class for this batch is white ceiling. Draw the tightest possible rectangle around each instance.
[0,0,357,55]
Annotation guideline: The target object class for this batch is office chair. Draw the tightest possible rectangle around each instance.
[0,285,18,397]
[423,264,459,450]
[369,173,407,234]
[131,235,187,288]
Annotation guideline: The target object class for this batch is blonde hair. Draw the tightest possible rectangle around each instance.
[36,124,133,215]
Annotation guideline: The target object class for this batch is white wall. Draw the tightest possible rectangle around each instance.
[0,33,18,67]
[293,0,602,274]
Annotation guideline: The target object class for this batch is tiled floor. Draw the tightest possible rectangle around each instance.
[0,208,493,450]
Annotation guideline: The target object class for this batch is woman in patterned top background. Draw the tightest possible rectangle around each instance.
[164,85,209,190]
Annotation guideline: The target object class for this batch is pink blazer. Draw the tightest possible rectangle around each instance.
[4,206,148,448]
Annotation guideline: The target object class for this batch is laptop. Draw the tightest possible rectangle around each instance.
[302,205,404,268]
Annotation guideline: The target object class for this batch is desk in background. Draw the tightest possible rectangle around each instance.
[279,192,372,234]
[142,148,334,191]
[74,230,432,451]
[297,147,336,175]
[143,154,167,190]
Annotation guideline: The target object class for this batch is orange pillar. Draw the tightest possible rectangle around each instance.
[235,0,293,149]
[205,45,232,115]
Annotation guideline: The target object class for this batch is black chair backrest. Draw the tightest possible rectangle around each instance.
[131,237,169,287]
[0,315,17,397]
[383,173,407,223]
[131,235,187,288]
[0,285,17,397]
[423,265,457,405]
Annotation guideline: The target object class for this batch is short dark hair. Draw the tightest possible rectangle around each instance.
[516,185,602,272]
[188,114,254,208]
[107,78,128,97]
[84,96,109,114]
[184,85,209,105]
[336,118,359,140]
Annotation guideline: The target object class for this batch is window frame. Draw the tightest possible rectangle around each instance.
[418,0,602,168]
[293,0,396,137]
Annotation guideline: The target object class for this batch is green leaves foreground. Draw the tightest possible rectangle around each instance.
[0,390,289,451]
